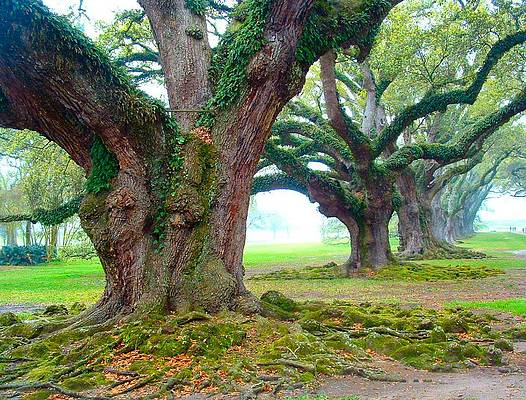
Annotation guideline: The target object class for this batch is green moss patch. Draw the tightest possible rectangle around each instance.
[250,262,339,281]
[374,264,503,281]
[0,296,518,398]
[251,262,503,282]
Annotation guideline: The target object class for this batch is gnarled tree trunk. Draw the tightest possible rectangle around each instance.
[396,169,426,256]
[0,0,397,322]
[396,169,454,257]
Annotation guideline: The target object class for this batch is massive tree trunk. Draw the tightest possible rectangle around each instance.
[321,196,393,274]
[340,173,394,273]
[396,169,427,256]
[357,188,394,271]
[396,168,457,257]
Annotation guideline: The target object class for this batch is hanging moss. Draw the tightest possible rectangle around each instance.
[198,0,273,127]
[296,0,391,67]
[85,136,119,194]
[32,196,82,226]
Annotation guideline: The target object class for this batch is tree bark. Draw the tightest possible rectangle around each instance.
[396,169,426,256]
[24,221,32,246]
[339,180,394,273]
[138,0,211,131]
[6,224,17,246]
[395,168,458,257]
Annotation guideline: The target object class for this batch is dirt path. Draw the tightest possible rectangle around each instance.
[0,304,43,314]
[310,343,526,400]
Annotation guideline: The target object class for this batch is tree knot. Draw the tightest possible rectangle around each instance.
[108,188,136,210]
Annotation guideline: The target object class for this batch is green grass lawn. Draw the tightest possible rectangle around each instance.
[0,259,103,305]
[244,237,399,268]
[456,232,526,255]
[449,298,526,316]
[0,233,523,306]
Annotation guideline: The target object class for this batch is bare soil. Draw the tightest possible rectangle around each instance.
[314,351,526,400]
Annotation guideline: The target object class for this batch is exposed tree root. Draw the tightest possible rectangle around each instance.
[342,365,406,382]
[324,325,429,340]
[0,381,111,399]
[258,358,316,372]
[0,293,521,399]
[110,375,156,396]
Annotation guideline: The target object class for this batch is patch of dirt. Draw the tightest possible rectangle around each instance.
[0,303,43,314]
[312,345,526,400]
[513,250,526,258]
[277,269,526,309]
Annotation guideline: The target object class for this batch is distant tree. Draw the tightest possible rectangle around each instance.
[254,1,526,273]
[0,128,86,256]
[0,172,25,246]
[321,217,349,244]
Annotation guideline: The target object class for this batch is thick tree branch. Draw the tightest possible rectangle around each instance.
[374,30,526,156]
[0,196,82,225]
[319,51,372,164]
[383,87,526,171]
[264,142,365,217]
[0,0,165,171]
[138,0,211,130]
[272,119,354,169]
[252,173,308,196]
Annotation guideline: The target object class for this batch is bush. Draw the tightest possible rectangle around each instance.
[0,245,51,266]
[59,243,97,260]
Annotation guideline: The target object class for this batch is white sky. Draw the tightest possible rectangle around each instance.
[8,1,522,243]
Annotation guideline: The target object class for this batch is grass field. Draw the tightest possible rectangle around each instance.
[449,298,526,316]
[0,232,524,306]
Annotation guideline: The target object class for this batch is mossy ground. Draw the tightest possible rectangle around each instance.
[0,292,519,399]
[250,262,504,282]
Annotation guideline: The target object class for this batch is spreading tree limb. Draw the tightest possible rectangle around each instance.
[374,30,526,156]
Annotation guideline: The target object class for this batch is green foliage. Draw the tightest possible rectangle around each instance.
[321,217,350,244]
[95,9,161,84]
[0,129,85,235]
[185,25,204,40]
[59,243,97,260]
[31,196,82,226]
[296,0,392,66]
[186,0,209,16]
[251,262,504,282]
[0,245,51,266]
[85,136,119,194]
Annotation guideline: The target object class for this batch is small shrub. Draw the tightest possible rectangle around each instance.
[0,245,51,266]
